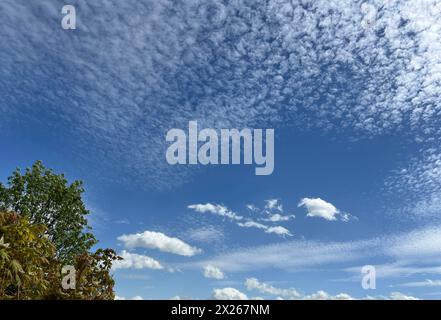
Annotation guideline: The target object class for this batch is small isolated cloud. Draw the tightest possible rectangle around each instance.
[389,292,419,300]
[339,212,358,222]
[118,231,202,256]
[265,199,283,211]
[298,197,355,222]
[298,197,339,221]
[203,265,225,280]
[265,226,292,236]
[212,288,248,300]
[188,203,243,221]
[245,278,301,299]
[112,250,163,271]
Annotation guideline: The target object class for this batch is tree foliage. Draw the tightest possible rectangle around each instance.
[0,211,56,299]
[0,161,96,263]
[0,211,120,300]
[0,162,121,300]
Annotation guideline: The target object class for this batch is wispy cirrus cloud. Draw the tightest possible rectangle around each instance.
[186,225,441,275]
[397,279,441,288]
[188,202,293,237]
[2,0,441,189]
[185,225,225,244]
[188,203,243,221]
[386,147,441,222]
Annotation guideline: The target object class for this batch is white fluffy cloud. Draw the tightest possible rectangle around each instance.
[203,265,225,280]
[389,292,419,300]
[212,287,248,300]
[303,291,354,300]
[244,277,425,300]
[242,276,424,300]
[245,278,301,299]
[118,231,201,256]
[298,197,355,222]
[245,277,354,300]
[298,197,339,221]
[213,282,418,300]
[112,250,163,271]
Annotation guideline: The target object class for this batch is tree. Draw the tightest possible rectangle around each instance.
[0,161,96,263]
[65,248,120,299]
[0,211,57,299]
[0,211,120,300]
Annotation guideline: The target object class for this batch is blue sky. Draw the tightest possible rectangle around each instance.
[2,0,441,300]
